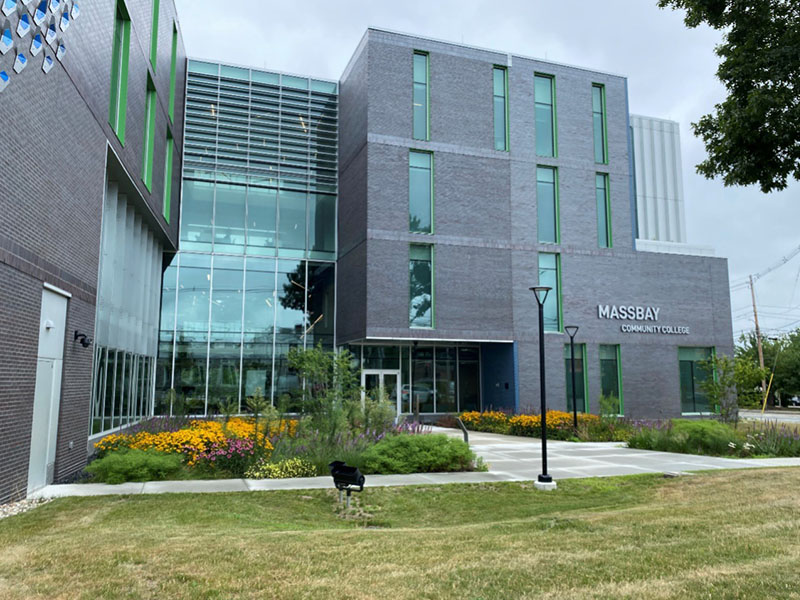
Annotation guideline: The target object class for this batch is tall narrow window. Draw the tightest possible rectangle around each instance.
[564,344,587,413]
[409,151,433,233]
[538,253,561,332]
[537,166,558,243]
[592,84,608,163]
[168,24,178,122]
[535,74,556,157]
[493,66,508,151]
[595,173,612,247]
[149,0,159,70]
[163,131,173,222]
[142,76,157,190]
[599,345,622,414]
[410,244,433,328]
[109,0,131,143]
[679,347,714,414]
[413,51,429,141]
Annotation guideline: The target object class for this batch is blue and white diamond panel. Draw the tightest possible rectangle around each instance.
[0,0,79,91]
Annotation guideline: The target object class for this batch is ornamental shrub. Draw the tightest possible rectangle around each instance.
[361,434,479,474]
[85,449,183,484]
[245,457,318,479]
[459,411,509,433]
[507,411,599,440]
[195,437,261,477]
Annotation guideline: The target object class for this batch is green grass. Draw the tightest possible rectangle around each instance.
[2,469,800,599]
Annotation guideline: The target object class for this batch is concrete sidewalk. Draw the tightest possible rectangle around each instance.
[30,427,800,499]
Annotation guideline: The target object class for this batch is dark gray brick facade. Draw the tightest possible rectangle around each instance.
[0,0,186,503]
[338,29,733,419]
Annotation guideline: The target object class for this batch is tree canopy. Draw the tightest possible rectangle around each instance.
[658,0,800,193]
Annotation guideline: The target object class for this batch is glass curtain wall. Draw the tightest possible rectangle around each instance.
[354,345,480,414]
[599,344,622,413]
[156,61,338,414]
[679,347,714,414]
[563,343,587,413]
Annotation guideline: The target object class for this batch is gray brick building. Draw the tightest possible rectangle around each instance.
[158,28,732,424]
[0,0,186,502]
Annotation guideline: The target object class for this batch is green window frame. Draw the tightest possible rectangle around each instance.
[599,344,623,415]
[412,51,430,141]
[592,84,608,164]
[409,151,433,234]
[537,166,559,244]
[109,0,131,143]
[149,0,160,71]
[534,73,557,157]
[596,173,612,248]
[142,76,157,191]
[409,244,434,329]
[679,347,715,414]
[168,24,178,122]
[538,253,562,332]
[163,130,173,222]
[493,66,509,151]
[564,343,589,413]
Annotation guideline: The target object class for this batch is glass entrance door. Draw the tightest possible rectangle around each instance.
[361,369,401,417]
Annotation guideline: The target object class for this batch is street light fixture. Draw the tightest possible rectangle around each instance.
[564,325,579,431]
[529,286,556,490]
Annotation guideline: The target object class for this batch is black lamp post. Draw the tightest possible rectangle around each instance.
[530,286,552,485]
[564,325,579,431]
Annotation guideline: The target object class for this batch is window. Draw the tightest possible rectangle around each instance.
[596,173,612,248]
[409,244,433,328]
[537,166,558,244]
[409,151,433,233]
[493,66,508,151]
[599,345,622,414]
[168,24,178,122]
[538,253,561,332]
[534,74,556,157]
[679,347,714,413]
[592,84,607,163]
[163,131,173,222]
[142,76,157,190]
[109,0,131,143]
[564,343,587,413]
[149,0,159,70]
[412,51,429,141]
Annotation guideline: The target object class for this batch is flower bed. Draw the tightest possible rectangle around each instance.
[460,410,600,440]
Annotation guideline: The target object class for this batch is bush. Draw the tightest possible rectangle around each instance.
[507,411,600,440]
[627,419,739,455]
[194,437,262,477]
[245,457,318,479]
[86,449,183,484]
[459,411,509,433]
[361,434,480,474]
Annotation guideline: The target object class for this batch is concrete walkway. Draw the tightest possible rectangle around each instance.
[30,427,800,499]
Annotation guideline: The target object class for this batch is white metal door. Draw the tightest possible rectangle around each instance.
[27,288,68,496]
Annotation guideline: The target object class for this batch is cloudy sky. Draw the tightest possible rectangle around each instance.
[175,0,800,341]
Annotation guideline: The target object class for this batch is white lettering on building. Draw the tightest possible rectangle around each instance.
[597,305,660,321]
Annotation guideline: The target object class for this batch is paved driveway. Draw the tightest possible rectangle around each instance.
[740,409,800,424]
[434,427,800,480]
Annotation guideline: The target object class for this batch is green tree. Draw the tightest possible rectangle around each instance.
[698,355,738,423]
[737,330,800,404]
[658,0,800,192]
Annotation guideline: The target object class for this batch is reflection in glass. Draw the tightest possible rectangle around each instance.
[535,75,555,157]
[599,344,621,412]
[593,85,607,163]
[306,262,335,349]
[564,344,586,413]
[175,254,211,333]
[241,257,275,405]
[308,193,336,256]
[537,167,557,244]
[207,256,243,407]
[596,174,611,248]
[679,347,713,413]
[278,190,307,252]
[458,347,480,412]
[436,347,457,412]
[409,152,432,233]
[413,52,428,140]
[246,186,277,255]
[180,180,214,250]
[493,67,507,151]
[214,183,246,252]
[409,245,433,328]
[538,253,560,332]
[411,347,434,413]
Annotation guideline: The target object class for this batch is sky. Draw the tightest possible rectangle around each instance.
[174,0,800,341]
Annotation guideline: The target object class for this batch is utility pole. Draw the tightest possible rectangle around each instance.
[749,275,767,398]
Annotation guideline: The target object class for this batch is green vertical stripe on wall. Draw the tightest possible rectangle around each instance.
[163,133,173,222]
[168,25,177,122]
[150,0,160,71]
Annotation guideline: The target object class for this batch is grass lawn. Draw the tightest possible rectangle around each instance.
[1,469,800,599]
